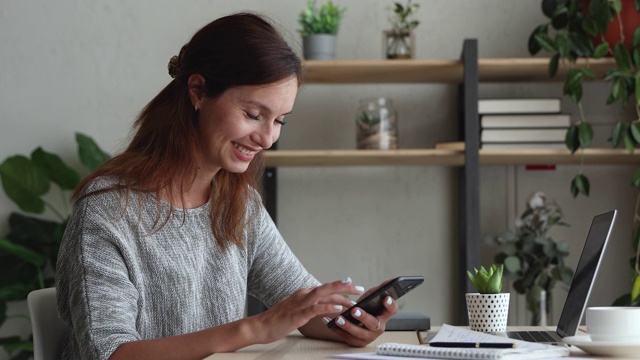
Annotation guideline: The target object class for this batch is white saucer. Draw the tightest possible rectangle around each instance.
[563,335,640,357]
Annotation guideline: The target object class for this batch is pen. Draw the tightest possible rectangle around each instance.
[429,342,517,349]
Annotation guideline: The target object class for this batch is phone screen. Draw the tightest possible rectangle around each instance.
[326,275,424,329]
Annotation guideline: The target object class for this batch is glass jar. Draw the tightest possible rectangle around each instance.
[384,30,414,59]
[356,97,398,149]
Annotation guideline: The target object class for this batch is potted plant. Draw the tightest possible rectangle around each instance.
[384,0,420,59]
[0,133,108,359]
[298,0,347,60]
[466,263,509,333]
[484,192,573,326]
[528,0,640,308]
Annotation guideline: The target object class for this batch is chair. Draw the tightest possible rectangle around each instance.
[27,287,66,360]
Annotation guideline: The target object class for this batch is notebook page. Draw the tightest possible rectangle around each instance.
[431,324,559,351]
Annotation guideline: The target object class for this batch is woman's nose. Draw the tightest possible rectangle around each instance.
[253,122,279,150]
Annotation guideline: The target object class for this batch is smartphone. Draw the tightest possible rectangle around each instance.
[326,275,424,329]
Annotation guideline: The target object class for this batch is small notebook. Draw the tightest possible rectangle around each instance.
[375,324,570,360]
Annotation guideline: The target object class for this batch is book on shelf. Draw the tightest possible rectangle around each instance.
[480,114,570,128]
[478,98,561,114]
[481,142,567,150]
[480,128,566,143]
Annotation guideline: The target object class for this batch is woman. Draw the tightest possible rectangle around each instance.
[55,12,398,360]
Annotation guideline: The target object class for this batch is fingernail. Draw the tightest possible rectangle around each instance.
[337,316,346,326]
[333,305,343,311]
[341,277,352,284]
[351,300,357,305]
[353,309,362,318]
[322,317,330,325]
[386,296,393,305]
[355,285,365,293]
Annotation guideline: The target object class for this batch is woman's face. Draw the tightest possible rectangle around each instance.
[196,76,298,174]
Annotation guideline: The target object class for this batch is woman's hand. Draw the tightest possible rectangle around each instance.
[324,279,399,347]
[252,277,364,344]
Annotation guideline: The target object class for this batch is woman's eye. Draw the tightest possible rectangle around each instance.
[246,112,260,120]
[275,119,287,126]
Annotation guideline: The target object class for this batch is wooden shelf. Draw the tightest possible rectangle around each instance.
[264,148,639,167]
[302,58,617,84]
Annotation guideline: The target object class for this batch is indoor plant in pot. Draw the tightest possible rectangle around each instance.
[528,0,640,307]
[0,133,109,359]
[484,192,573,326]
[298,0,347,60]
[384,0,420,59]
[466,264,509,333]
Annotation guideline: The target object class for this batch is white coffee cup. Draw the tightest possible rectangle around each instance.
[586,306,640,342]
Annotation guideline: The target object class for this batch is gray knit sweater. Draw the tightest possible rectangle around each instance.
[55,177,319,360]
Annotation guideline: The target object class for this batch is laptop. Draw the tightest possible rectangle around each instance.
[505,209,617,344]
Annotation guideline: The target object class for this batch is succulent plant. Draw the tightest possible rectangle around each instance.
[467,264,504,294]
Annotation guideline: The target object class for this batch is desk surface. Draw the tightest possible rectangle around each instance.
[204,331,419,360]
[203,326,631,359]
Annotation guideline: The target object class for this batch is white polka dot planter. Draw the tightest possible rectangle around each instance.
[465,293,510,334]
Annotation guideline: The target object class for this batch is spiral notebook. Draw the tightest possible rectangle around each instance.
[375,325,570,359]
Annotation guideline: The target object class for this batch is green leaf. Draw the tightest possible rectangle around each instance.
[633,26,640,49]
[556,34,571,57]
[611,121,627,147]
[565,125,580,153]
[0,238,46,268]
[504,256,521,273]
[631,122,640,144]
[593,43,610,58]
[632,275,640,302]
[636,70,640,105]
[614,42,632,71]
[534,33,556,52]
[76,133,110,171]
[571,174,590,197]
[624,132,636,153]
[528,25,547,55]
[549,54,560,77]
[578,121,593,148]
[0,155,49,213]
[31,147,80,191]
[564,68,584,103]
[631,169,640,187]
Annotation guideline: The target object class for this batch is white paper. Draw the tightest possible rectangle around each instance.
[430,324,557,351]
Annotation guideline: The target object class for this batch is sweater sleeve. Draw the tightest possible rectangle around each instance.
[245,202,320,308]
[56,189,141,360]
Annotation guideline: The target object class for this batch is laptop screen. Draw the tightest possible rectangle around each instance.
[555,210,616,338]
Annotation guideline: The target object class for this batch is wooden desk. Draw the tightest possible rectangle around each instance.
[203,331,420,359]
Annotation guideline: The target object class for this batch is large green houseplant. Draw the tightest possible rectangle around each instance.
[528,0,640,307]
[485,192,573,325]
[0,133,109,360]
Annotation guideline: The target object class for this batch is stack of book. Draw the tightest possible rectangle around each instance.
[478,98,570,149]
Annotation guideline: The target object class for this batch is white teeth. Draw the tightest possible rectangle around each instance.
[234,143,256,156]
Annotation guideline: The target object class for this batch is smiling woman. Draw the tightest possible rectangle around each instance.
[54,12,398,360]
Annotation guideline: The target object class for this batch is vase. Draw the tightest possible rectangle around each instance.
[465,293,510,334]
[302,34,337,60]
[383,30,415,59]
[581,0,640,51]
[356,97,398,149]
[527,288,553,326]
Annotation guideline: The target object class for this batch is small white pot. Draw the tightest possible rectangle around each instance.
[465,293,510,334]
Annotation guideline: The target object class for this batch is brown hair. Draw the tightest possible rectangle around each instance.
[74,13,303,249]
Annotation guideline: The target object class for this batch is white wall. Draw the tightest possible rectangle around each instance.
[1,1,637,358]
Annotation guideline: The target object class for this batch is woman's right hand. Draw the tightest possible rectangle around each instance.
[252,277,364,344]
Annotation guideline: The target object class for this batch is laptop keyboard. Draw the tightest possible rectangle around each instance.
[506,331,563,343]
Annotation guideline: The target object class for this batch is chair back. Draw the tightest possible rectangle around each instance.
[27,287,66,360]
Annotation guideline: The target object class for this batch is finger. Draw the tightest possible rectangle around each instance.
[376,296,399,322]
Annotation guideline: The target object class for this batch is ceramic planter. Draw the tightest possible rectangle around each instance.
[302,34,336,60]
[465,293,510,333]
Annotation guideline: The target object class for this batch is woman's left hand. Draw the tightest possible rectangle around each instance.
[325,281,399,347]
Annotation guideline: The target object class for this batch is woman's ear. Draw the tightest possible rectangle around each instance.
[187,74,206,109]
